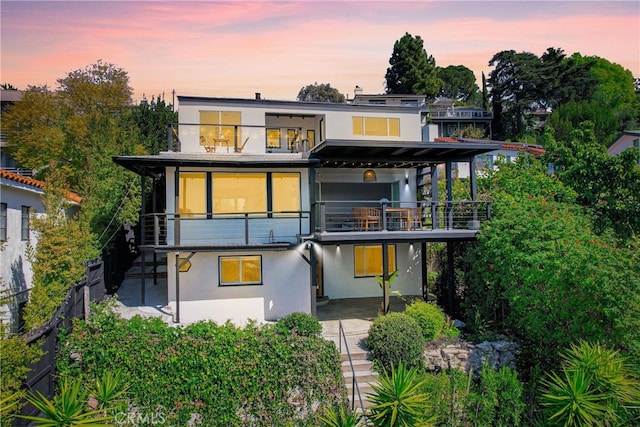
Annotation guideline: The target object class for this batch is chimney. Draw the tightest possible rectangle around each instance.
[255,92,261,100]
[354,85,363,96]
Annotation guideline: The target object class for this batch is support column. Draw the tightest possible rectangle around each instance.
[175,252,180,323]
[310,243,317,316]
[445,161,453,229]
[382,242,389,314]
[421,242,428,301]
[469,156,479,224]
[140,176,146,305]
[446,241,455,315]
[309,168,316,232]
[430,165,439,229]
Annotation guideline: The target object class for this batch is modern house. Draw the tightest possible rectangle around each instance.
[114,95,500,325]
[0,170,82,330]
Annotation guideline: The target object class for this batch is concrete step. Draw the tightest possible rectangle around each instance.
[342,359,374,373]
[132,256,167,266]
[340,351,369,362]
[124,264,168,280]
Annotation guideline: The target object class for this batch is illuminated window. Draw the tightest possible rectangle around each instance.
[354,244,396,277]
[272,173,300,215]
[21,206,30,241]
[352,117,401,137]
[200,111,241,148]
[213,173,267,215]
[266,128,281,148]
[306,130,315,149]
[219,255,262,285]
[287,129,299,150]
[178,172,206,217]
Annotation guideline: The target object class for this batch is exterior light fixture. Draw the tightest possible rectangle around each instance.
[363,169,377,182]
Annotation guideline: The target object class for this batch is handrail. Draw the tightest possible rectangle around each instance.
[338,319,365,412]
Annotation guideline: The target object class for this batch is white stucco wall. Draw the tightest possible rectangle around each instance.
[322,243,422,299]
[166,248,311,325]
[0,182,45,327]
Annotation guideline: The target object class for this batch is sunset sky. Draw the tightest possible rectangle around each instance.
[1,1,638,105]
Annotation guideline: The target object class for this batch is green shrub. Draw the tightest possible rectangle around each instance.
[367,312,424,372]
[539,341,640,426]
[0,335,42,426]
[276,311,323,337]
[57,303,345,426]
[405,301,445,341]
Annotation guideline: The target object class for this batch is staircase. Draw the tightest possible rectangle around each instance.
[124,253,167,281]
[342,350,378,410]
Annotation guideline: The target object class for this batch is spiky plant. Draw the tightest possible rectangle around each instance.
[319,404,364,427]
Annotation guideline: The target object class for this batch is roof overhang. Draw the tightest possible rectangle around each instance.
[310,139,502,168]
[113,153,321,177]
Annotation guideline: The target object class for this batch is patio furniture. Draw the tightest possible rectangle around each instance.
[409,207,423,230]
[353,207,381,231]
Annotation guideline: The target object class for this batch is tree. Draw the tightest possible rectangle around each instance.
[128,94,177,155]
[385,32,442,97]
[3,61,143,249]
[296,83,345,103]
[463,157,640,373]
[437,65,480,104]
[541,122,640,242]
[1,83,18,90]
[23,169,99,330]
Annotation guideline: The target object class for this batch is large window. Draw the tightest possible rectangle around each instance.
[200,111,241,149]
[0,203,6,241]
[178,173,206,217]
[266,128,281,149]
[219,255,262,285]
[306,130,315,149]
[354,244,396,277]
[213,173,267,215]
[352,116,400,137]
[272,173,300,215]
[21,206,29,241]
[287,129,299,150]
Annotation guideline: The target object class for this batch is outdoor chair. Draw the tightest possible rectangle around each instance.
[409,207,423,230]
[353,207,380,231]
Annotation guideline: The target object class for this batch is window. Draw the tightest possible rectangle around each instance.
[213,173,267,215]
[306,130,315,149]
[21,206,29,241]
[0,203,6,241]
[352,116,400,137]
[287,129,299,150]
[272,173,300,215]
[266,128,281,149]
[219,255,262,285]
[354,244,396,277]
[200,111,241,148]
[178,172,206,217]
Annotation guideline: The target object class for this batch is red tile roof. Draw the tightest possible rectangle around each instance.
[434,137,461,143]
[0,169,82,204]
[501,143,545,157]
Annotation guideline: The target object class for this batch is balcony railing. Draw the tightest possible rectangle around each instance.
[314,200,491,232]
[166,123,312,153]
[139,201,490,248]
[428,110,493,119]
[140,210,311,247]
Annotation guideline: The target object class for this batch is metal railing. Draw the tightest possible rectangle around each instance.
[338,319,365,412]
[140,210,311,247]
[314,200,491,232]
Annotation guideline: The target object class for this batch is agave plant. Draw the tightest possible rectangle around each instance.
[367,362,436,427]
[19,379,115,426]
[90,370,130,413]
[319,404,364,427]
[539,340,640,426]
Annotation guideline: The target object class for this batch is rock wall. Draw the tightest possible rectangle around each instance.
[424,339,519,374]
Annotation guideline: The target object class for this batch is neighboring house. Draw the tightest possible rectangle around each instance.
[113,95,501,325]
[608,130,640,165]
[0,169,81,331]
[451,138,546,178]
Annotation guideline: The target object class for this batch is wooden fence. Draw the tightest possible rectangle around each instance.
[16,260,107,425]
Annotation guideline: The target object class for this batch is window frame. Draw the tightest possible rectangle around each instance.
[306,129,315,149]
[219,255,263,286]
[266,128,281,149]
[21,206,30,241]
[353,244,396,278]
[0,203,6,241]
[352,116,401,137]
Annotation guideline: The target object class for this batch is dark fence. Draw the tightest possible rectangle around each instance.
[16,260,107,426]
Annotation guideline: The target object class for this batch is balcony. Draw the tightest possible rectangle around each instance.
[139,200,490,250]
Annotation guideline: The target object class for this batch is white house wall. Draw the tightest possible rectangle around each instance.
[0,183,44,327]
[322,243,422,299]
[166,249,311,325]
[176,100,422,153]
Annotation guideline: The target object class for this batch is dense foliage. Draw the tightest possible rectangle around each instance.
[463,157,640,373]
[404,301,445,341]
[57,303,345,426]
[539,341,640,426]
[385,32,442,97]
[275,311,323,337]
[297,82,346,103]
[436,65,480,104]
[23,172,99,330]
[366,312,424,372]
[127,94,177,155]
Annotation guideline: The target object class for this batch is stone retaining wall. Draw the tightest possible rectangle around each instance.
[424,339,519,373]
